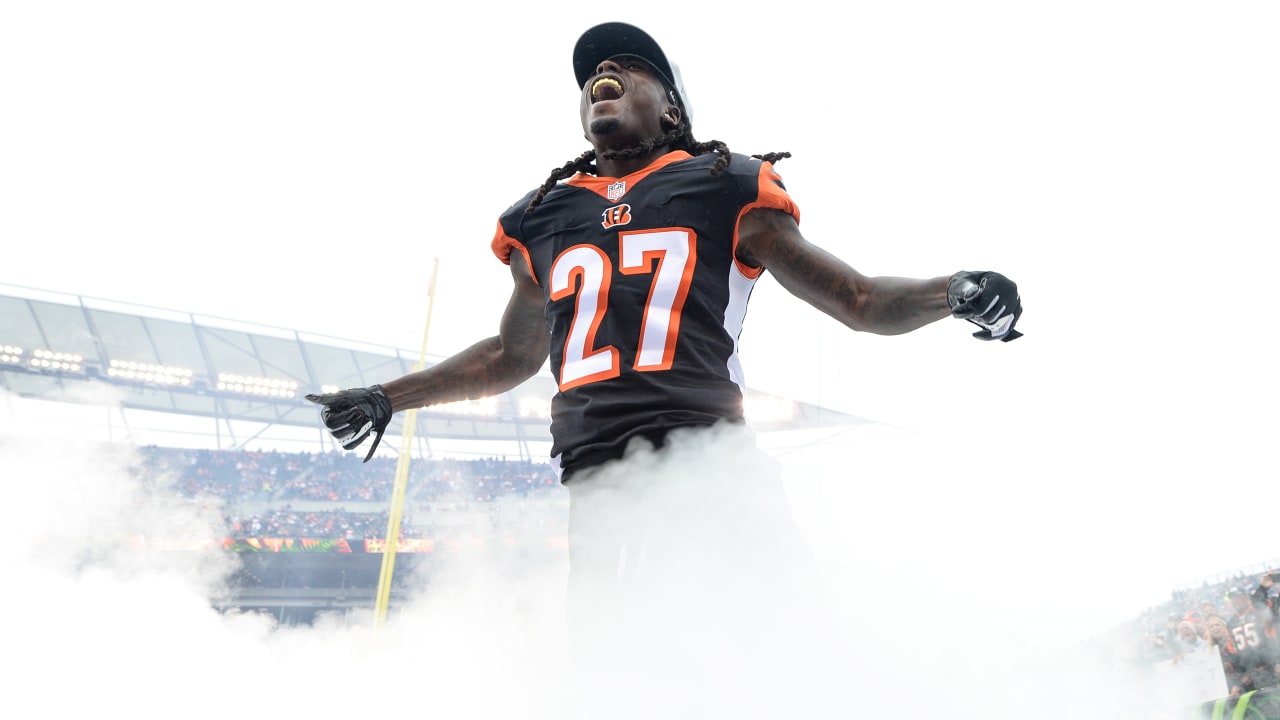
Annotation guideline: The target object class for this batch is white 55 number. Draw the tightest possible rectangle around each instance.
[549,229,697,391]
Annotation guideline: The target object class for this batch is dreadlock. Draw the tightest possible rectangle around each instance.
[525,117,790,213]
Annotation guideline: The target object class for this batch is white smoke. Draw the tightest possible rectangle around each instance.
[0,403,1186,719]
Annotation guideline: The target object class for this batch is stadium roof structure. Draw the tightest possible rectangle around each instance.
[0,284,872,459]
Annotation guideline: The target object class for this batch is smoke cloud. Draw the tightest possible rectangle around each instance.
[0,408,1180,719]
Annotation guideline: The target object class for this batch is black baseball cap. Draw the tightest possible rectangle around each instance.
[1228,586,1248,596]
[572,22,691,120]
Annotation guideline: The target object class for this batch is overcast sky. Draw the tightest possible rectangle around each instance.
[2,2,1278,711]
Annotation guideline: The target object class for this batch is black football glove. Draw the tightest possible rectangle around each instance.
[303,385,393,462]
[947,271,1023,342]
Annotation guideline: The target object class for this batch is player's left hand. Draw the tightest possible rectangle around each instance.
[947,271,1023,342]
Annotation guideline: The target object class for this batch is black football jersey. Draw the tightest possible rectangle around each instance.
[491,150,800,477]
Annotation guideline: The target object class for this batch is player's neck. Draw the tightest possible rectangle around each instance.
[594,143,674,179]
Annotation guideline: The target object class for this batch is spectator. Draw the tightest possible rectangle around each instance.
[1160,612,1182,646]
[1174,620,1207,656]
[1227,585,1278,650]
[1226,582,1280,693]
[1144,632,1176,663]
[1205,613,1248,697]
[1256,571,1280,630]
[1201,600,1219,623]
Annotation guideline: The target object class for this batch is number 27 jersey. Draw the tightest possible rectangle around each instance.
[491,150,800,476]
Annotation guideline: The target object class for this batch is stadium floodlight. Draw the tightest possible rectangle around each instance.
[744,395,796,423]
[518,396,552,419]
[29,348,83,373]
[1,345,23,365]
[107,359,194,386]
[436,397,498,417]
[216,372,300,398]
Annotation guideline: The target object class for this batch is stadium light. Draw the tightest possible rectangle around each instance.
[436,397,498,417]
[1,345,23,365]
[744,396,795,422]
[217,372,300,399]
[29,348,83,373]
[518,396,552,419]
[107,359,194,386]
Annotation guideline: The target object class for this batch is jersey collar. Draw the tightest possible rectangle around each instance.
[567,150,694,197]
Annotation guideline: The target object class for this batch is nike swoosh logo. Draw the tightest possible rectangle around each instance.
[987,314,1015,338]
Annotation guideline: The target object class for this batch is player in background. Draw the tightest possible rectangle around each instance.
[305,21,1024,717]
[1226,583,1280,690]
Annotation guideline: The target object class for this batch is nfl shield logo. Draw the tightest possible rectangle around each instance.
[607,181,626,201]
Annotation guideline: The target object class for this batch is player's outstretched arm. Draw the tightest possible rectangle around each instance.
[305,253,550,460]
[379,253,550,411]
[737,208,1021,340]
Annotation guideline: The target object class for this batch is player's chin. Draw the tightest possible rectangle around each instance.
[588,116,624,137]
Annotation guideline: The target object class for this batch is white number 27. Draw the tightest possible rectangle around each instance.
[549,229,696,391]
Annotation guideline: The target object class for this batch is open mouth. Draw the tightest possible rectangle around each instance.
[590,76,624,103]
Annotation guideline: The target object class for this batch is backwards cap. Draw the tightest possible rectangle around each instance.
[572,22,692,123]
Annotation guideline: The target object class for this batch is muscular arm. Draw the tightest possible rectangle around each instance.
[736,208,952,335]
[379,253,550,413]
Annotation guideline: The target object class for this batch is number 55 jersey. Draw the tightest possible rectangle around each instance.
[491,150,800,479]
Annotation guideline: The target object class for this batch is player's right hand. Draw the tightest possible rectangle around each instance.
[304,385,393,462]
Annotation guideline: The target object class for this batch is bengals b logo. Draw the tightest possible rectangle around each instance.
[601,204,632,229]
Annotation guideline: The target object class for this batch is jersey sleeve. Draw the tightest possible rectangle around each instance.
[490,219,517,265]
[490,218,538,285]
[731,158,801,279]
[752,160,800,223]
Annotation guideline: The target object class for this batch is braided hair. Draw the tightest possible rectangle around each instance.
[525,111,790,213]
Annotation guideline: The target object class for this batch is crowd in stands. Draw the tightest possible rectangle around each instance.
[223,507,399,539]
[139,446,561,504]
[137,446,565,541]
[1127,568,1280,700]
